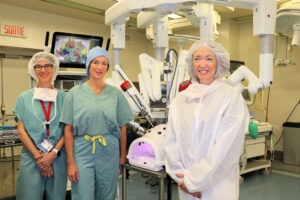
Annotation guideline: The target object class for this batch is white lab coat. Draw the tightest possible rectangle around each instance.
[164,79,249,200]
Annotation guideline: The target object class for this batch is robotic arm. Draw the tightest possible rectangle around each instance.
[226,65,263,94]
[106,0,276,96]
[114,64,154,127]
[138,53,164,102]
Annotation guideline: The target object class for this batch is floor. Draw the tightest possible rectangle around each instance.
[0,156,300,200]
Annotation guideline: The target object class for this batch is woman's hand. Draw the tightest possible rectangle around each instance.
[176,174,202,198]
[41,165,54,178]
[119,154,126,174]
[176,174,188,192]
[68,163,79,183]
[35,152,56,169]
[190,192,202,199]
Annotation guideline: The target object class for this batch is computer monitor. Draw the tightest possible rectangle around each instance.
[242,88,252,103]
[51,32,103,69]
[230,60,245,74]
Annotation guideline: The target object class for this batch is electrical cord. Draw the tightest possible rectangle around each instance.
[165,48,178,103]
[285,101,300,122]
[275,100,300,146]
[142,173,159,187]
[265,87,271,122]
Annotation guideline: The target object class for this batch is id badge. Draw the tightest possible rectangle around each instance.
[38,138,54,153]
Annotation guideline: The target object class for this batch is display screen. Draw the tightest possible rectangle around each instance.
[51,32,103,68]
[230,60,245,74]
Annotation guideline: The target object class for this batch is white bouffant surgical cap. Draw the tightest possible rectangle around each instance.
[28,52,59,84]
[186,39,230,81]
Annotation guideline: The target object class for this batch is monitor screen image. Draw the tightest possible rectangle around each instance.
[230,60,245,74]
[242,88,252,102]
[51,32,103,68]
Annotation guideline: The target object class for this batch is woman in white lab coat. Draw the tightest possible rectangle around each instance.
[164,39,249,200]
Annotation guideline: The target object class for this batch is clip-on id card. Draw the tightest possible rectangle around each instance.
[38,138,53,153]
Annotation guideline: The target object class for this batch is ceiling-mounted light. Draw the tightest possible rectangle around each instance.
[40,0,105,15]
[168,14,183,19]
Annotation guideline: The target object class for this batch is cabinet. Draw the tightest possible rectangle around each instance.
[240,122,273,175]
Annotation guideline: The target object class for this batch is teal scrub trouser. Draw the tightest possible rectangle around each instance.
[16,150,68,200]
[71,135,119,200]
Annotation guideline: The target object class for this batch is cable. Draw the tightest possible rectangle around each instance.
[265,87,271,122]
[165,48,178,103]
[145,176,158,187]
[274,131,284,146]
[142,173,159,187]
[275,100,300,146]
[248,94,256,107]
[141,172,150,178]
[285,101,300,122]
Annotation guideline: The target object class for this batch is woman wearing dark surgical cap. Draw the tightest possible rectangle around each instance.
[60,46,133,200]
[13,52,67,200]
[164,39,250,200]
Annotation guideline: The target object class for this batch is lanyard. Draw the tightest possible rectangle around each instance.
[40,100,52,136]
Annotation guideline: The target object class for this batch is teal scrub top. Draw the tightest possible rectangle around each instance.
[13,88,66,147]
[59,83,133,138]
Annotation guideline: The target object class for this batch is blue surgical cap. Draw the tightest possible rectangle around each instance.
[86,46,110,77]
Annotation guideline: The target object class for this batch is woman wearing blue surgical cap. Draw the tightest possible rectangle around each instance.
[164,40,250,200]
[60,46,133,200]
[13,52,68,200]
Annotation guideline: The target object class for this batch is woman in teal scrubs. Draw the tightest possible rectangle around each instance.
[13,52,67,200]
[60,46,133,200]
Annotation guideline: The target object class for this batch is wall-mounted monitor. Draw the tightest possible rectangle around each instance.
[50,32,103,69]
[230,60,245,74]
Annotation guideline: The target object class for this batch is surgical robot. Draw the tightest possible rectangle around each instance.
[105,0,276,171]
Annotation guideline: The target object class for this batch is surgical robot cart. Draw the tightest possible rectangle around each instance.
[122,163,172,200]
[240,122,273,176]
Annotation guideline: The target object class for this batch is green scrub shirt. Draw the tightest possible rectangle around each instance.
[13,88,68,200]
[59,83,133,200]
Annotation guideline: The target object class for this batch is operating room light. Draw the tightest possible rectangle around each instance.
[168,14,182,19]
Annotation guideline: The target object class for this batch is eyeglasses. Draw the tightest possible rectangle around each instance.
[193,57,216,63]
[34,64,53,70]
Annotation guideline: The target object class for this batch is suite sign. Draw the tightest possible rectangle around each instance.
[0,22,26,38]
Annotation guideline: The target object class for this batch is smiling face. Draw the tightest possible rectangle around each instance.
[192,47,218,85]
[35,60,54,85]
[89,56,108,80]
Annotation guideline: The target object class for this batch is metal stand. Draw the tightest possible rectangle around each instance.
[122,163,172,200]
[0,143,22,168]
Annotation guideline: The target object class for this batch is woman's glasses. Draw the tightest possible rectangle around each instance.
[34,64,53,71]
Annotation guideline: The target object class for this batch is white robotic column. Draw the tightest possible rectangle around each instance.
[153,17,168,62]
[111,22,126,83]
[292,24,300,46]
[253,0,276,90]
[259,35,274,89]
[193,3,214,39]
[228,0,276,94]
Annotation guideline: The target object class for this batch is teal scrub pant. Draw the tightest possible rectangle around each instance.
[16,149,68,200]
[71,135,119,200]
